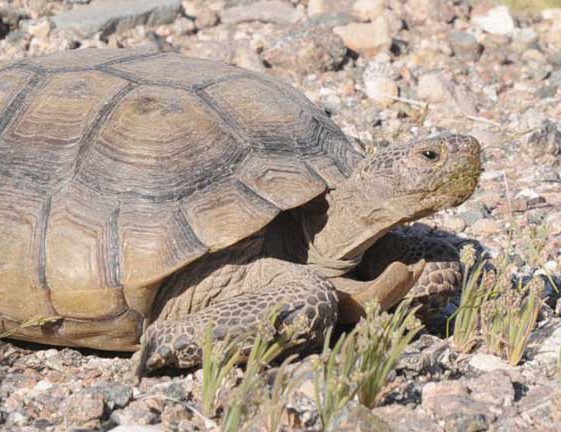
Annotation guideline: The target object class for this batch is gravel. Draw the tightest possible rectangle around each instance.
[1,0,560,430]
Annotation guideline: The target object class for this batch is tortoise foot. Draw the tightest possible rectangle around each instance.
[134,261,339,375]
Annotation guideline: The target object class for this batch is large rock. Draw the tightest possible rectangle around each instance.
[308,0,384,21]
[333,17,391,57]
[371,405,443,432]
[471,5,515,36]
[51,0,181,38]
[221,0,300,25]
[449,30,482,62]
[263,25,347,76]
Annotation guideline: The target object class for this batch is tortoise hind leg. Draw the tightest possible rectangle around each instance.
[134,258,338,375]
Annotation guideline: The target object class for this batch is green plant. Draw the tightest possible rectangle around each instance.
[450,244,491,352]
[449,238,545,366]
[357,301,423,407]
[0,316,62,339]
[221,309,306,431]
[201,325,242,419]
[481,278,543,366]
[313,300,422,430]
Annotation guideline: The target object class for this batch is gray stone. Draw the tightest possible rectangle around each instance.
[550,68,561,86]
[88,384,133,410]
[263,25,346,77]
[422,381,497,425]
[468,353,510,372]
[108,426,163,432]
[465,370,515,407]
[371,405,443,431]
[51,0,181,38]
[307,12,356,29]
[450,31,482,62]
[527,120,561,158]
[459,210,485,226]
[512,27,539,50]
[331,403,395,431]
[526,318,561,370]
[536,84,558,99]
[221,0,300,25]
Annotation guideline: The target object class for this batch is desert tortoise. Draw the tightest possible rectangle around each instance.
[0,49,481,373]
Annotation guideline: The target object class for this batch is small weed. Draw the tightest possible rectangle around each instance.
[220,309,306,431]
[450,244,491,352]
[0,316,62,339]
[313,299,422,430]
[481,278,543,365]
[201,326,242,419]
[450,221,550,365]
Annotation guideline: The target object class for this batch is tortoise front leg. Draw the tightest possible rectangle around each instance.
[347,231,463,330]
[357,231,462,299]
[332,260,426,324]
[133,258,338,375]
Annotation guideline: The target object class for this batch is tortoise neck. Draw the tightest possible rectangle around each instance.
[299,177,404,277]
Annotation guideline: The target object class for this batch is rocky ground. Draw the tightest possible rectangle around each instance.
[1,0,561,431]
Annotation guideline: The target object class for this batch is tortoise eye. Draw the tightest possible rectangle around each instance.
[421,150,439,161]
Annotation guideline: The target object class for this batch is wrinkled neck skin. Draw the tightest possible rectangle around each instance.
[297,174,424,278]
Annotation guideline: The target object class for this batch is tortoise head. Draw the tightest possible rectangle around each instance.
[356,134,481,223]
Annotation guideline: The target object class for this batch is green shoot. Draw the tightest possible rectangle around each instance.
[313,299,422,430]
[201,325,242,418]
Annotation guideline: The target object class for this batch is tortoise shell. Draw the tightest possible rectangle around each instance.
[0,48,361,349]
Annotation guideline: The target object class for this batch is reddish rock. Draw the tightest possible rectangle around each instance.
[333,17,391,57]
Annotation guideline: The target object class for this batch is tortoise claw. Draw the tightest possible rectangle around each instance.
[131,334,176,378]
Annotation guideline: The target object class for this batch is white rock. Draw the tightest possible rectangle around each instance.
[417,72,451,103]
[26,18,52,38]
[34,380,54,392]
[472,6,515,36]
[468,353,510,372]
[480,170,504,181]
[515,188,540,200]
[526,319,561,368]
[353,0,385,21]
[541,8,561,21]
[363,75,398,107]
[363,59,398,107]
